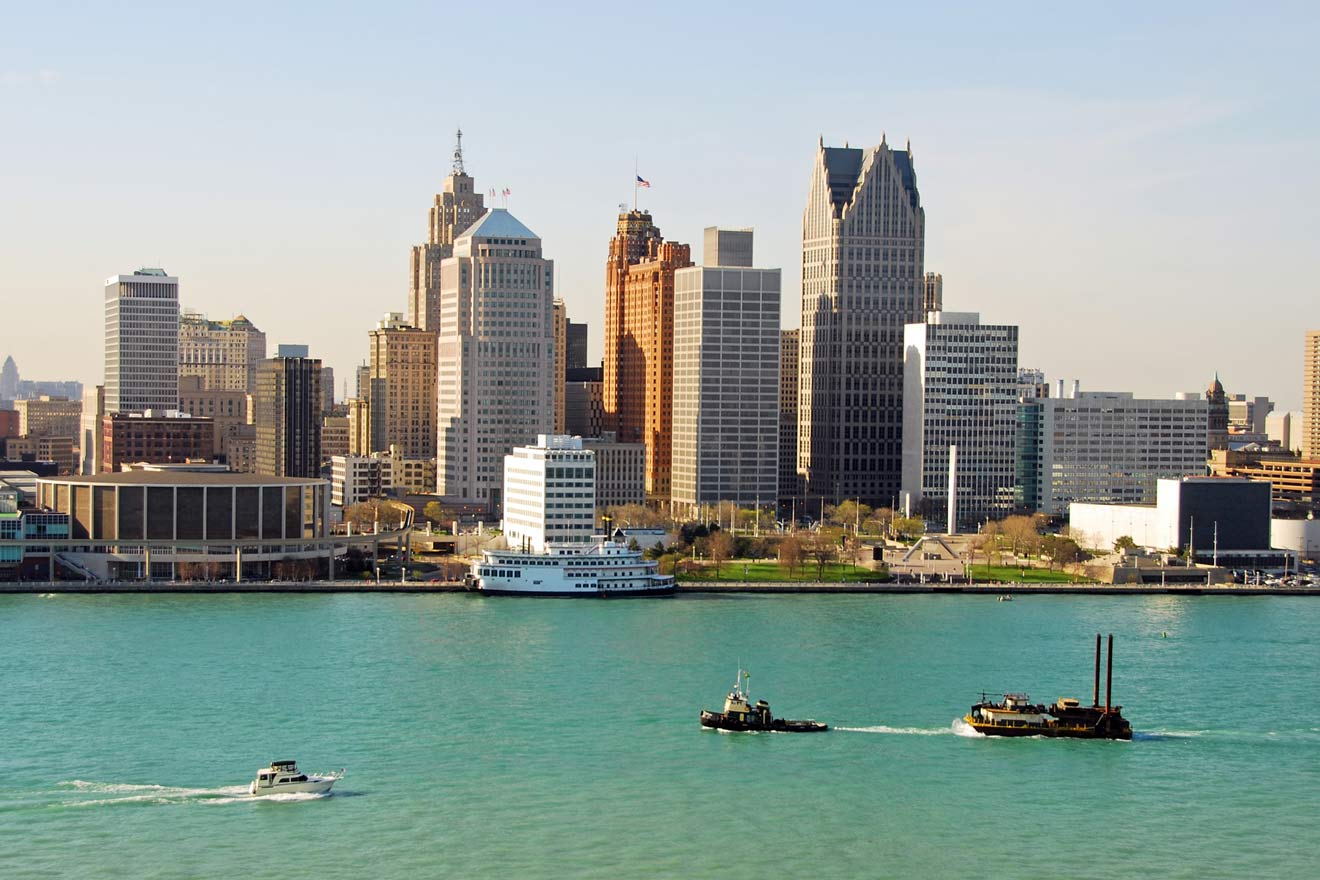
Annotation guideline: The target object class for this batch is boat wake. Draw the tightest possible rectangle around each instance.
[56,780,329,807]
[837,724,956,736]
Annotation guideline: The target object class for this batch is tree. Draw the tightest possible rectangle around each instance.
[344,499,407,534]
[831,500,873,532]
[1114,535,1138,554]
[423,501,455,529]
[778,535,803,577]
[1000,515,1041,557]
[863,507,894,536]
[892,516,926,540]
[708,530,734,576]
[805,529,839,580]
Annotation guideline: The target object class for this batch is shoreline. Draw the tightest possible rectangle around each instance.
[3,580,1318,596]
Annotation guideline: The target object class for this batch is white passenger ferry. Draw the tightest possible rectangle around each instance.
[469,533,676,597]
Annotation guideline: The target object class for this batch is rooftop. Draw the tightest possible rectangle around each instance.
[37,473,325,487]
[460,208,539,242]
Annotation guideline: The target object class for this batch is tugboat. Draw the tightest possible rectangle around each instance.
[248,760,344,796]
[700,669,828,733]
[964,634,1132,740]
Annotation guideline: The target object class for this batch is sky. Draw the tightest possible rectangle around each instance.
[2,2,1317,408]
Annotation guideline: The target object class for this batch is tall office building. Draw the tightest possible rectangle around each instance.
[254,345,323,478]
[923,272,943,314]
[436,208,554,511]
[408,130,486,333]
[105,269,179,414]
[0,356,18,403]
[901,312,1019,529]
[79,385,105,474]
[553,299,567,433]
[602,210,692,499]
[178,311,267,393]
[779,329,800,508]
[565,367,604,438]
[368,313,437,459]
[566,321,588,371]
[798,138,925,507]
[1305,331,1320,458]
[671,228,780,518]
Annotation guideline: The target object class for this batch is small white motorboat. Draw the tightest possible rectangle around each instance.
[248,760,343,796]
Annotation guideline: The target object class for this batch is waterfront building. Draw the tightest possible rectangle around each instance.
[1267,410,1304,453]
[105,268,179,414]
[1306,331,1320,458]
[101,411,215,473]
[671,228,780,519]
[798,137,926,507]
[409,130,486,332]
[901,312,1019,529]
[178,311,267,394]
[779,329,800,509]
[254,346,323,478]
[1017,385,1208,516]
[15,396,81,441]
[368,313,437,459]
[580,432,645,509]
[553,299,567,433]
[503,435,596,552]
[923,272,943,314]
[565,367,604,438]
[602,209,692,500]
[435,208,555,511]
[1208,447,1320,512]
[331,455,388,507]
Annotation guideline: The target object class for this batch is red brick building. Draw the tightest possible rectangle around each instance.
[101,413,215,473]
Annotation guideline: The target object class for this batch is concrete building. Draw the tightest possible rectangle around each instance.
[1267,410,1304,453]
[1271,517,1320,561]
[322,415,350,461]
[671,228,780,518]
[1017,368,1049,401]
[799,138,925,506]
[320,366,335,415]
[435,208,555,511]
[1306,331,1320,459]
[923,272,943,314]
[368,313,437,459]
[1070,477,1277,567]
[79,385,105,474]
[178,311,267,394]
[101,412,216,473]
[502,435,596,552]
[346,398,371,456]
[254,346,322,478]
[779,328,800,509]
[15,396,82,440]
[581,432,645,509]
[226,424,257,474]
[565,367,604,438]
[409,129,486,332]
[553,299,567,433]
[1227,394,1273,434]
[602,210,692,500]
[1017,386,1208,516]
[901,312,1019,529]
[1206,375,1230,451]
[1208,447,1320,512]
[105,268,179,414]
[177,375,249,459]
[331,455,388,507]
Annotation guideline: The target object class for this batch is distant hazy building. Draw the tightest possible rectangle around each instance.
[178,311,267,394]
[320,366,335,414]
[566,321,588,371]
[580,433,645,509]
[1267,410,1304,453]
[368,313,437,459]
[0,356,18,403]
[902,313,1019,529]
[105,269,179,414]
[1306,331,1320,459]
[254,346,323,478]
[503,435,596,552]
[603,210,692,500]
[799,138,925,506]
[1017,385,1208,516]
[101,412,215,473]
[409,130,486,332]
[923,272,943,314]
[779,329,800,509]
[1227,394,1273,434]
[435,209,555,511]
[671,229,779,518]
[15,396,81,440]
[565,367,604,438]
[1017,368,1049,401]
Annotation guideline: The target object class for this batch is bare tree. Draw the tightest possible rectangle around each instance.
[708,530,734,576]
[777,535,803,577]
[805,529,839,580]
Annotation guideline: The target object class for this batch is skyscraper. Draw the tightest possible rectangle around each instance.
[602,210,692,499]
[368,313,437,459]
[798,138,925,506]
[1305,331,1320,458]
[105,268,179,414]
[436,208,554,511]
[923,272,943,314]
[254,345,323,478]
[178,311,267,394]
[566,321,588,371]
[409,130,486,333]
[553,299,567,433]
[0,356,18,403]
[779,329,800,509]
[670,228,780,518]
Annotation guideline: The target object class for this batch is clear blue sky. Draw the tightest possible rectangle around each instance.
[3,2,1317,407]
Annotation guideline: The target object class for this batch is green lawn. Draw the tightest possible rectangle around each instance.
[678,560,884,583]
[968,564,1092,584]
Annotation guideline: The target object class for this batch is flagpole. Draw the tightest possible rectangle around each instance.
[633,157,638,212]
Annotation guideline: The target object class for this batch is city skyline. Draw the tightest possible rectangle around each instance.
[3,4,1317,409]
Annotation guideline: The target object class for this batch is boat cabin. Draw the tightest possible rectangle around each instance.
[255,760,309,787]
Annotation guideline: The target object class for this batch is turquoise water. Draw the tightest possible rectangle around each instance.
[2,593,1318,879]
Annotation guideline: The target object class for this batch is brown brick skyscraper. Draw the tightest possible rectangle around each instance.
[603,210,691,501]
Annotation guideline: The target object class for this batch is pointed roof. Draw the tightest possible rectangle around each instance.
[459,208,539,241]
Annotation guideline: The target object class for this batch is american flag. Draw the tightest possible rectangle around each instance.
[502,188,511,197]
[636,175,651,188]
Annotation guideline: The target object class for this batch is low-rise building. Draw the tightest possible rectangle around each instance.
[503,435,596,552]
[102,411,215,473]
[331,455,389,507]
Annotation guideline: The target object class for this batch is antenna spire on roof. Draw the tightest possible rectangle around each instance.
[452,128,465,175]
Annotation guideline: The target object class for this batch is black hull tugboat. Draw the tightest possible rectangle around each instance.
[964,634,1132,740]
[700,669,827,733]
